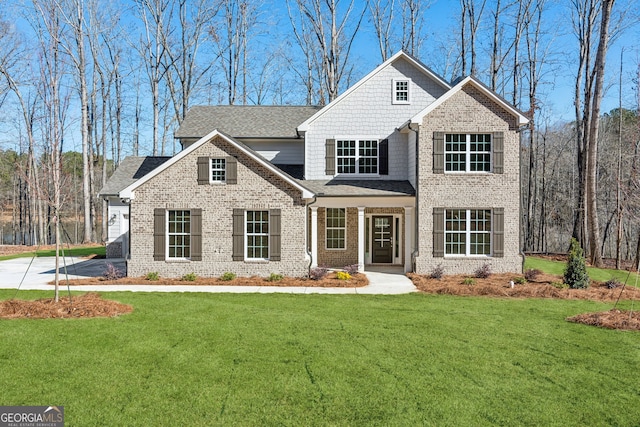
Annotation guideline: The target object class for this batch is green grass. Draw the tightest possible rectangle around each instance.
[0,245,105,261]
[525,255,640,286]
[1,290,638,426]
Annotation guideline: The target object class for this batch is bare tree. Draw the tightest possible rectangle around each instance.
[369,0,394,61]
[288,0,367,104]
[162,0,219,122]
[136,0,171,155]
[460,0,487,76]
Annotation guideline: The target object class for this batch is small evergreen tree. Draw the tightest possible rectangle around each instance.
[564,238,590,289]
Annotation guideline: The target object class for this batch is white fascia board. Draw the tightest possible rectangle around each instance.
[410,76,530,126]
[119,129,315,200]
[297,51,451,132]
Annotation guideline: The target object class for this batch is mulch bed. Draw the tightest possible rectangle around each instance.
[567,309,640,331]
[407,273,640,302]
[0,293,133,319]
[55,272,369,288]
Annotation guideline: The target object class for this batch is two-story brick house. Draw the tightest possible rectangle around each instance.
[100,51,528,278]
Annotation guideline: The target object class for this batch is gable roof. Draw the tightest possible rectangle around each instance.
[99,156,171,197]
[119,129,314,200]
[297,50,451,132]
[410,75,530,126]
[174,105,321,139]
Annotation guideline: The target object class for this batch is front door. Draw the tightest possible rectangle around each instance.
[372,216,393,263]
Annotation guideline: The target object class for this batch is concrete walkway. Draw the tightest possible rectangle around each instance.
[0,257,417,295]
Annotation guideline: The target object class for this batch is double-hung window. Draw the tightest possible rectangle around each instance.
[445,209,491,256]
[326,208,346,249]
[445,134,492,172]
[336,139,378,175]
[246,210,269,259]
[167,210,191,259]
[393,79,411,104]
[211,158,226,182]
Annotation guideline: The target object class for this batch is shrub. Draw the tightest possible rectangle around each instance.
[524,268,541,281]
[429,264,445,279]
[514,276,527,285]
[220,272,236,281]
[145,272,160,281]
[182,272,197,282]
[103,263,124,280]
[462,277,476,285]
[309,266,328,280]
[474,263,492,279]
[343,264,360,275]
[266,273,284,282]
[604,278,621,289]
[336,271,351,280]
[551,281,568,289]
[563,238,589,289]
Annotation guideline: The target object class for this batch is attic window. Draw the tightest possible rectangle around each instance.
[393,79,410,104]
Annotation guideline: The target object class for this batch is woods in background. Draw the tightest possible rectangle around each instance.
[0,0,637,266]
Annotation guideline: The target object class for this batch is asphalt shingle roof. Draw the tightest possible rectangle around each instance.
[99,156,171,196]
[174,105,322,139]
[300,180,415,197]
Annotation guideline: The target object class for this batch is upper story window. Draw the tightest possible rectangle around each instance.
[167,210,191,259]
[337,139,378,175]
[445,134,492,172]
[393,78,411,104]
[210,158,226,182]
[197,156,237,185]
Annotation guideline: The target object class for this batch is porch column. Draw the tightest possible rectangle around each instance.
[404,206,413,273]
[357,206,365,271]
[310,206,318,268]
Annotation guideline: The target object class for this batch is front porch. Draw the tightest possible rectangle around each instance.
[308,199,415,273]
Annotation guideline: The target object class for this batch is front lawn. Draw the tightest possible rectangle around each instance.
[0,290,637,426]
[525,255,640,286]
[0,245,105,261]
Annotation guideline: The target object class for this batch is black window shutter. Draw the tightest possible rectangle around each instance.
[379,139,389,175]
[191,209,202,261]
[493,207,504,257]
[433,207,445,257]
[153,208,165,261]
[493,132,504,174]
[325,139,335,175]
[433,132,444,174]
[226,157,237,184]
[197,157,209,184]
[232,209,244,261]
[270,209,281,261]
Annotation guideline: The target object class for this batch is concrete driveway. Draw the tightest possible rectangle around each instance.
[0,256,126,291]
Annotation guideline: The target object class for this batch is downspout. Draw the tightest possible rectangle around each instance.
[305,195,318,275]
[517,124,527,272]
[408,122,419,272]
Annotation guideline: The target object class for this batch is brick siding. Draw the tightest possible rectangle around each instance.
[127,135,309,278]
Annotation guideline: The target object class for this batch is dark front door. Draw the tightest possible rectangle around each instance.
[372,216,393,263]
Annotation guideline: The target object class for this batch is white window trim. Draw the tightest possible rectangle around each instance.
[335,136,381,177]
[166,209,191,261]
[445,133,493,174]
[244,210,269,261]
[392,78,411,105]
[210,158,226,184]
[325,208,347,250]
[444,208,492,257]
